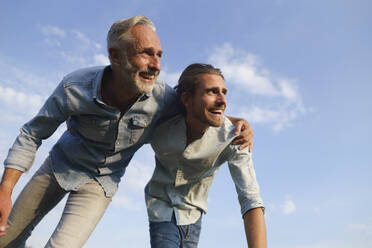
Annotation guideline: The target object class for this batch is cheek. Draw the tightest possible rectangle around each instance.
[134,56,149,67]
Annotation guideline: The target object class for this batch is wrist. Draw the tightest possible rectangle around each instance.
[0,182,14,196]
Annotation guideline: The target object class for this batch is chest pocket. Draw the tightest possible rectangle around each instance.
[75,115,114,143]
[129,116,150,144]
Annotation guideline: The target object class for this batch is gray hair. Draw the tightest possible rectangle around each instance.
[107,15,156,51]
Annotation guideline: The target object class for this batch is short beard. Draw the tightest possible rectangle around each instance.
[121,58,156,94]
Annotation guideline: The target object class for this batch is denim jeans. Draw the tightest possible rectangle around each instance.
[0,157,112,248]
[149,213,202,248]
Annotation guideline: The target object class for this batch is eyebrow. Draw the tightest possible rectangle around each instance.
[205,87,228,93]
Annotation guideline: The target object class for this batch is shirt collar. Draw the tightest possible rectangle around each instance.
[92,65,109,102]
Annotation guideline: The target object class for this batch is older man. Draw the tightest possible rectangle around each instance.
[146,64,266,248]
[0,16,252,248]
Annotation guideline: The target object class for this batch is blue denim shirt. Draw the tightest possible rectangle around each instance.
[145,115,264,225]
[4,66,179,197]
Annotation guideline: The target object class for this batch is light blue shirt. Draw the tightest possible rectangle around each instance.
[4,66,179,197]
[145,114,264,225]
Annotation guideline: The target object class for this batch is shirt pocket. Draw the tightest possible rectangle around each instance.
[129,115,150,144]
[75,115,114,143]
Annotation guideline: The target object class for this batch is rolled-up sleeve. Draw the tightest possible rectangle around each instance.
[228,146,264,217]
[4,81,69,172]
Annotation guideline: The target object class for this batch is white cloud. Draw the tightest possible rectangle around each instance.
[159,69,181,86]
[40,25,66,38]
[208,43,279,96]
[110,153,155,210]
[38,26,105,66]
[112,194,140,210]
[349,223,369,230]
[281,199,296,215]
[278,79,299,102]
[71,30,102,50]
[0,59,56,94]
[93,54,110,66]
[44,38,62,47]
[59,51,87,66]
[0,85,44,115]
[122,160,154,192]
[208,43,308,131]
[240,105,281,124]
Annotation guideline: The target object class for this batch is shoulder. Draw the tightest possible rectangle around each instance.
[150,80,180,118]
[155,114,184,132]
[55,66,105,104]
[62,66,105,88]
[211,116,236,141]
[151,79,177,101]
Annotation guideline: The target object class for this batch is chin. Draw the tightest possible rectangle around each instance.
[209,119,223,127]
[133,80,155,94]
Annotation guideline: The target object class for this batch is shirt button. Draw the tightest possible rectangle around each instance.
[116,141,120,145]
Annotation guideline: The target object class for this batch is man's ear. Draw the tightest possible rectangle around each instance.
[181,92,190,109]
[108,47,122,67]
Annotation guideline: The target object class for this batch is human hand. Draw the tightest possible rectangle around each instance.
[230,118,254,151]
[0,187,12,236]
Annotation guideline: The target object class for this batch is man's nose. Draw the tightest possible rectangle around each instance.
[216,93,227,107]
[149,55,161,73]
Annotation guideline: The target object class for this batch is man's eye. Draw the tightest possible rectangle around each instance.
[142,50,153,56]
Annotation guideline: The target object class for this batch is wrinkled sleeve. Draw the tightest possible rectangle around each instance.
[228,146,265,217]
[4,81,69,172]
[159,84,181,123]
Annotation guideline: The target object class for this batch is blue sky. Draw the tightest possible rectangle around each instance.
[1,0,371,247]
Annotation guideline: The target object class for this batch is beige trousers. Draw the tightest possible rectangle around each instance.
[0,157,112,248]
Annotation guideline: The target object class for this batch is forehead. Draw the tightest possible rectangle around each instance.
[129,25,162,50]
[196,73,226,90]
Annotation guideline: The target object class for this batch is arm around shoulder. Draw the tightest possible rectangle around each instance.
[226,116,254,151]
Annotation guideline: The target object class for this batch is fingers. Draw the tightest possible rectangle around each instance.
[0,223,9,236]
[231,135,254,151]
[0,204,11,236]
[233,121,244,136]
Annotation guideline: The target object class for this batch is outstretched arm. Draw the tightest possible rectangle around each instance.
[0,168,22,236]
[226,116,254,152]
[243,208,266,248]
[0,81,69,236]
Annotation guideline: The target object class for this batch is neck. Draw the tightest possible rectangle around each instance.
[185,117,208,145]
[101,67,140,112]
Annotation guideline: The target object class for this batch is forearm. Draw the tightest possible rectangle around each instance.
[0,168,23,195]
[243,208,266,248]
[0,168,22,233]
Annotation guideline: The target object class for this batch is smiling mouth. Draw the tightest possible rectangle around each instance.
[139,71,157,81]
[209,109,224,116]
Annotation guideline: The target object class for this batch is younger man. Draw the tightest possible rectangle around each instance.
[146,64,266,248]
